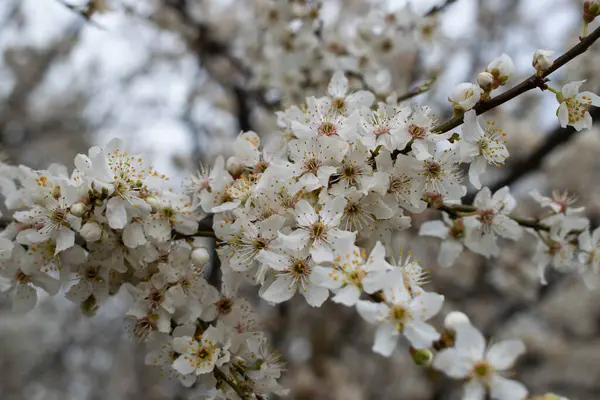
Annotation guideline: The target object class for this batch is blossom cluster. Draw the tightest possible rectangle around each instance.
[2,56,599,396]
[186,0,441,104]
[0,139,286,397]
[2,58,599,396]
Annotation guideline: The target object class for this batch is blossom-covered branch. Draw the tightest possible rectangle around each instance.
[433,25,600,134]
[3,2,600,399]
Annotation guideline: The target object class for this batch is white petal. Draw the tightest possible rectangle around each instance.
[331,285,361,306]
[172,336,197,354]
[256,250,290,271]
[473,187,492,209]
[310,266,343,289]
[561,80,584,99]
[173,355,197,375]
[291,120,316,139]
[557,103,569,128]
[373,324,399,357]
[123,222,147,248]
[490,376,528,400]
[403,320,440,349]
[320,196,346,227]
[486,340,525,370]
[433,349,473,379]
[346,91,375,109]
[580,91,600,107]
[464,380,486,400]
[301,283,329,307]
[55,228,75,254]
[328,71,348,98]
[278,230,310,251]
[294,200,318,227]
[144,219,171,243]
[455,323,486,359]
[356,300,388,324]
[493,215,522,240]
[438,239,463,267]
[410,292,444,320]
[31,273,60,295]
[419,220,449,239]
[310,242,334,264]
[106,197,128,229]
[468,157,487,190]
[260,276,296,303]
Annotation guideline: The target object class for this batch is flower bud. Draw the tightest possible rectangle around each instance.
[532,49,554,75]
[448,83,482,113]
[70,202,87,217]
[145,196,160,213]
[486,53,514,86]
[584,0,600,23]
[444,311,470,331]
[477,72,495,92]
[410,347,433,366]
[81,294,99,316]
[531,395,568,400]
[191,247,210,266]
[226,156,244,177]
[80,221,102,242]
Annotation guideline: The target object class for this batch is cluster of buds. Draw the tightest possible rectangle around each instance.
[477,54,514,97]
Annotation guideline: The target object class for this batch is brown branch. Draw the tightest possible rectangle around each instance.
[432,25,600,134]
[425,0,459,17]
[435,203,551,232]
[213,368,252,400]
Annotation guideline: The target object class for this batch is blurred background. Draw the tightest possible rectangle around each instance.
[1,0,600,399]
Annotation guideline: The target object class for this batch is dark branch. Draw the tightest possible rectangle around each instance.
[425,0,459,17]
[432,25,600,134]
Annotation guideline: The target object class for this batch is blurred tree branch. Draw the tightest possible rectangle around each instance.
[425,0,459,17]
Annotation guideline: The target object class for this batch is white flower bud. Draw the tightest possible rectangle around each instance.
[80,221,102,242]
[226,156,244,177]
[449,83,482,112]
[145,196,160,213]
[532,49,554,75]
[70,202,87,217]
[444,311,470,331]
[191,247,210,266]
[477,72,495,92]
[486,53,514,86]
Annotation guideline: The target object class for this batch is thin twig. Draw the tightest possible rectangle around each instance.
[432,25,600,134]
[436,203,551,232]
[425,0,459,17]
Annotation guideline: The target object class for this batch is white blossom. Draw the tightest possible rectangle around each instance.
[434,322,528,400]
[461,110,509,189]
[449,83,483,112]
[356,268,443,355]
[556,80,600,131]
